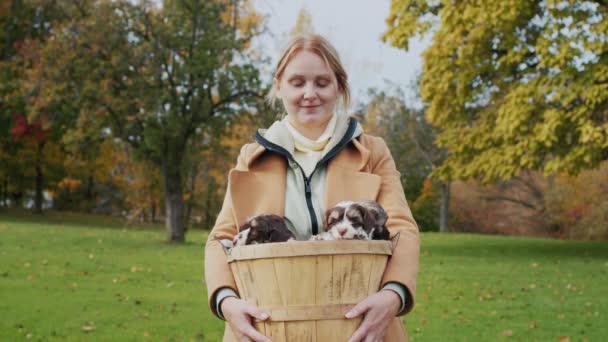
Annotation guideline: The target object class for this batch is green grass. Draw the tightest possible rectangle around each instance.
[1,211,607,341]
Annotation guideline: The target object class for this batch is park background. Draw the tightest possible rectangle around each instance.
[1,0,607,341]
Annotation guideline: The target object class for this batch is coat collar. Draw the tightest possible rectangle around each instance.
[245,116,369,171]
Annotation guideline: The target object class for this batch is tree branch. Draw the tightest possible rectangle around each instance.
[481,195,538,210]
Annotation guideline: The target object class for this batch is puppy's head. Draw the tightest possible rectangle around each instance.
[357,200,390,240]
[324,203,376,240]
[235,214,295,246]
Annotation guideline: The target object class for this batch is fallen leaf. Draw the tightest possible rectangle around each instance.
[502,330,513,337]
[558,337,571,342]
[82,323,96,333]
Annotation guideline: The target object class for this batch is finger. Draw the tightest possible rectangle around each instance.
[244,304,270,321]
[245,326,271,342]
[345,301,370,319]
[363,335,377,342]
[347,325,367,342]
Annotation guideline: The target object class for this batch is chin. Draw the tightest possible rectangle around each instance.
[298,111,330,124]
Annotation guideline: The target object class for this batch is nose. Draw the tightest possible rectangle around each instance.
[337,227,347,236]
[303,84,317,101]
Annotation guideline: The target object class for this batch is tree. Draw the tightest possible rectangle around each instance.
[1,0,69,212]
[26,0,266,242]
[361,86,448,232]
[384,0,608,183]
[290,7,315,37]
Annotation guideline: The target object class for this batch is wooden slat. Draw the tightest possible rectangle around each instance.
[254,304,356,322]
[266,322,287,341]
[228,240,392,262]
[285,321,315,341]
[367,255,389,295]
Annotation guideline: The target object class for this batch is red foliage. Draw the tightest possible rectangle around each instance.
[10,114,48,143]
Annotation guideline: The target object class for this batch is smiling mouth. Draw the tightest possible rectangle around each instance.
[301,105,320,108]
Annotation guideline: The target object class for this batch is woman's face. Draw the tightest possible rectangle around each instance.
[276,50,341,138]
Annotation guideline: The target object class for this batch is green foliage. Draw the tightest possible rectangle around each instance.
[385,0,608,183]
[361,87,438,201]
[1,215,607,341]
[411,179,439,232]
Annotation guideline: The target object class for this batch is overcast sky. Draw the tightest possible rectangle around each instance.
[251,0,432,106]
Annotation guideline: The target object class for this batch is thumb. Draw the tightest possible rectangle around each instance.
[345,301,370,319]
[245,303,269,321]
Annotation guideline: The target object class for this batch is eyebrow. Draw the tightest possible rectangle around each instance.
[287,73,333,79]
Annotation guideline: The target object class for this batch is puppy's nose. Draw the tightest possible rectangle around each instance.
[338,227,347,235]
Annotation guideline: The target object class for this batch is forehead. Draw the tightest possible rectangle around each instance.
[282,50,334,78]
[345,206,363,219]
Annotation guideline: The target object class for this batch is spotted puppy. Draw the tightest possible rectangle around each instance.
[233,214,296,246]
[311,200,390,241]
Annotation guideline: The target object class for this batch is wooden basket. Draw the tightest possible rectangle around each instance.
[227,240,392,341]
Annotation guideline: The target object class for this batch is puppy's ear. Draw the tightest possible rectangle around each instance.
[239,221,251,232]
[350,204,375,230]
[324,207,344,230]
[372,226,391,240]
[245,226,259,244]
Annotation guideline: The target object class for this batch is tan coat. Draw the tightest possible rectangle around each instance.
[205,133,420,341]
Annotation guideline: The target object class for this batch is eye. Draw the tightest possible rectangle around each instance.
[289,78,304,87]
[316,79,330,87]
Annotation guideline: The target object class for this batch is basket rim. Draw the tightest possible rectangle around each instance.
[227,240,392,262]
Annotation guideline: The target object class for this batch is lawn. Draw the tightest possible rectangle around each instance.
[1,211,607,341]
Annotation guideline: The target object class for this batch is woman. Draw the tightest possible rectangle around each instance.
[205,34,420,342]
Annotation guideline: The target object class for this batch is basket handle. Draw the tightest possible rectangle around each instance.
[390,231,400,253]
[213,236,233,257]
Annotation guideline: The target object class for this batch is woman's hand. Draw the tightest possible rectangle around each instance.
[221,297,272,342]
[345,290,401,342]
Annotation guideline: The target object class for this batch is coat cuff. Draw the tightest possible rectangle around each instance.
[214,287,239,320]
[382,282,409,315]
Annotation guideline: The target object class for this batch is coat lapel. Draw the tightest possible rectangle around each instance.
[324,140,381,208]
[229,151,286,227]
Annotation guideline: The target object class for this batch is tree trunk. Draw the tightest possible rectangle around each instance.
[151,199,156,222]
[162,160,185,242]
[33,141,45,214]
[184,162,198,229]
[439,182,450,233]
[1,176,7,207]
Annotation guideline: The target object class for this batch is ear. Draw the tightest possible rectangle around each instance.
[245,227,258,244]
[372,226,390,240]
[361,208,376,231]
[324,208,341,231]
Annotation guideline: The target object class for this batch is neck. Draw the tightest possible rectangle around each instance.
[289,124,326,140]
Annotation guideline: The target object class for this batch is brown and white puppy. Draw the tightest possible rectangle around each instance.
[357,199,391,240]
[312,200,390,241]
[233,214,296,246]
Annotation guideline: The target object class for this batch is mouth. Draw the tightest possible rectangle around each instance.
[300,104,321,109]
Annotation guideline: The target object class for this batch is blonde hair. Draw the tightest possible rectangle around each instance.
[267,34,350,111]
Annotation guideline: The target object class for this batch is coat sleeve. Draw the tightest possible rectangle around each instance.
[204,144,250,319]
[368,136,420,316]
